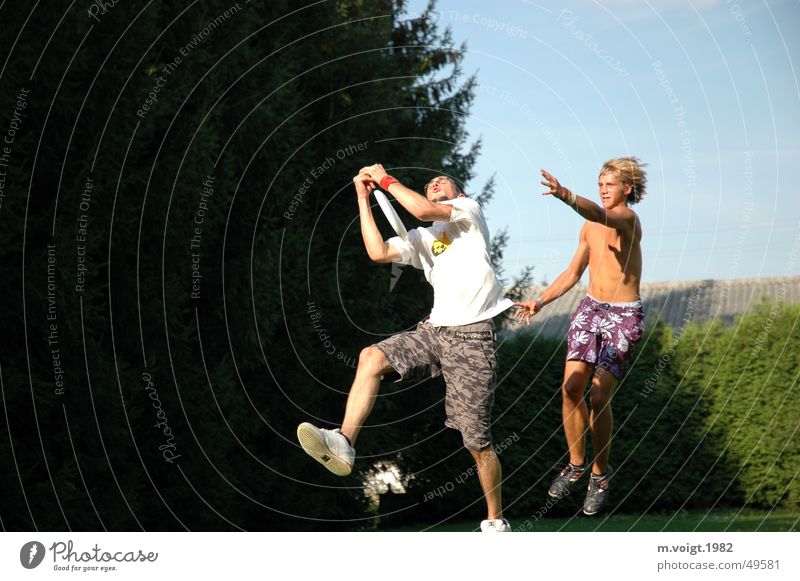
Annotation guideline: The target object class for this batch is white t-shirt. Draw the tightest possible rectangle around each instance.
[387,197,513,326]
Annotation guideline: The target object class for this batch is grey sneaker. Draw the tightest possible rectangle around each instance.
[548,460,588,499]
[583,466,614,515]
[296,422,355,476]
[480,518,511,532]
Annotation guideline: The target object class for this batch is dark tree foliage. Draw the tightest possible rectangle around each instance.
[0,0,529,530]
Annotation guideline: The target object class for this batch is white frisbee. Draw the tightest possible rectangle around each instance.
[374,189,408,240]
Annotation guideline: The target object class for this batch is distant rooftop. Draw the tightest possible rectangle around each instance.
[511,275,800,338]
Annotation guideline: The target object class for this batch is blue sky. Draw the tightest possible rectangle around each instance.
[405,0,800,284]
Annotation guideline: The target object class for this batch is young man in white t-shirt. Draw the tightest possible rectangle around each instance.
[297,164,513,532]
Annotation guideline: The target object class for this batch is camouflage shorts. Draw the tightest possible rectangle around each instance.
[374,319,497,450]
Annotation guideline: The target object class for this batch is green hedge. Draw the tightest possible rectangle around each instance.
[384,301,800,523]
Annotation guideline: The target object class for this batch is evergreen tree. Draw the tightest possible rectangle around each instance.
[0,0,528,530]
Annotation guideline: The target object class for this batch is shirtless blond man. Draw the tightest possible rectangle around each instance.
[516,157,648,515]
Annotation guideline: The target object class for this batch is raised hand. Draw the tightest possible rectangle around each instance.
[360,163,388,184]
[353,174,376,198]
[540,169,576,206]
[540,169,564,198]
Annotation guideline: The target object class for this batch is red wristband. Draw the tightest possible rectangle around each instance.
[380,175,398,190]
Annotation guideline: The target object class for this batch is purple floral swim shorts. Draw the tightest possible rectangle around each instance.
[566,294,645,379]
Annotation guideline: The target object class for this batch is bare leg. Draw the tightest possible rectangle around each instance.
[561,360,594,466]
[340,346,394,446]
[469,446,503,520]
[588,367,618,475]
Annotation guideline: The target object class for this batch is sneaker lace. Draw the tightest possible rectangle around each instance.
[588,475,608,493]
[565,464,585,480]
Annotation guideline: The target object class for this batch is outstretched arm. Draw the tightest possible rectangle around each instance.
[354,175,402,263]
[362,164,453,222]
[514,226,590,325]
[540,169,636,231]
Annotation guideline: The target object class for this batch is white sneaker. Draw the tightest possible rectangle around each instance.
[480,518,511,532]
[296,422,355,476]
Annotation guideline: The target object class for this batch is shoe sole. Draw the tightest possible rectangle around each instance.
[583,497,609,516]
[297,423,352,476]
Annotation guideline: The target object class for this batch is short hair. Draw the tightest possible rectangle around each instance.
[599,157,648,204]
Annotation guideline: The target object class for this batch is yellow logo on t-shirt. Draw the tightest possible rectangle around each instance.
[431,232,452,256]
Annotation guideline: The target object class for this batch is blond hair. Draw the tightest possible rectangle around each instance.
[600,157,648,204]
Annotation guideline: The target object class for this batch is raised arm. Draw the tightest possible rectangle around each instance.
[514,225,590,325]
[354,175,402,263]
[540,169,636,232]
[362,164,453,222]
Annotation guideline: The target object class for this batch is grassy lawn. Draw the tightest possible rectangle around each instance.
[383,509,800,532]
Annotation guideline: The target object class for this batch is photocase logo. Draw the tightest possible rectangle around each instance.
[20,541,46,569]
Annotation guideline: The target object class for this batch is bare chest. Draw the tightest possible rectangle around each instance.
[586,223,625,253]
